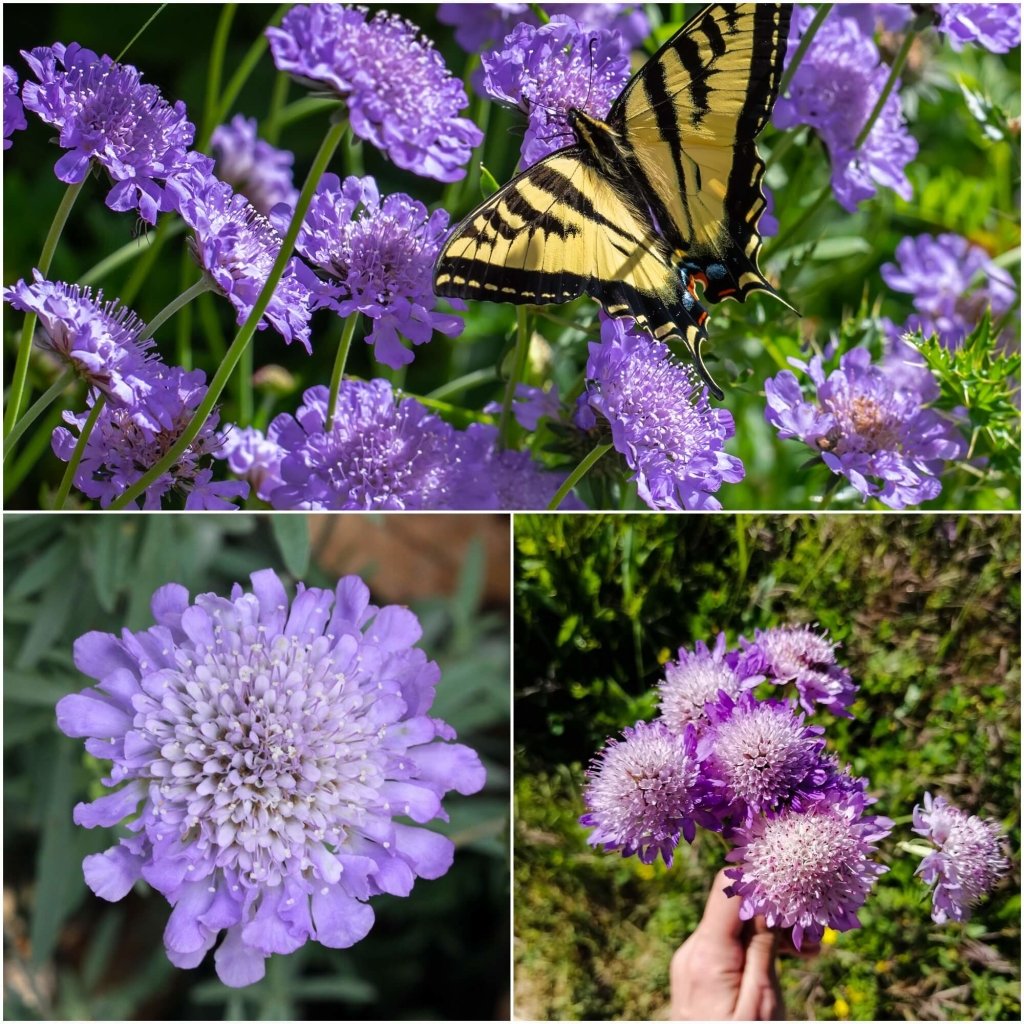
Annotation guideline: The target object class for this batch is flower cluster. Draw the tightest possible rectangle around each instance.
[582,625,893,948]
[481,16,632,166]
[267,4,482,183]
[3,65,26,148]
[242,380,579,511]
[912,793,1010,923]
[764,347,967,509]
[881,232,1018,350]
[20,43,196,223]
[55,570,486,987]
[774,6,917,211]
[289,173,462,368]
[210,115,298,217]
[578,316,744,511]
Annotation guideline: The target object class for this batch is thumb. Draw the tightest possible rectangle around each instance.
[733,918,783,1020]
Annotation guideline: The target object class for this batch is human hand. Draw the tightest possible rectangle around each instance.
[669,869,816,1020]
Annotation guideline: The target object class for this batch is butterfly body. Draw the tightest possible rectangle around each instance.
[434,3,792,399]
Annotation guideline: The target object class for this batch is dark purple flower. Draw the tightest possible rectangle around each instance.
[20,43,196,223]
[912,793,1010,923]
[210,114,298,217]
[580,721,720,866]
[51,366,247,510]
[699,691,828,821]
[937,4,1021,52]
[881,233,1018,349]
[266,5,482,183]
[774,7,917,211]
[724,791,892,949]
[217,424,285,502]
[3,272,167,423]
[737,625,857,718]
[266,382,492,511]
[167,166,314,352]
[4,65,27,148]
[657,634,760,733]
[439,3,650,54]
[289,174,461,368]
[764,348,967,509]
[55,570,486,987]
[580,316,744,511]
[481,16,631,166]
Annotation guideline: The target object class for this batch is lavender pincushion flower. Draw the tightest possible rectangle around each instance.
[580,316,744,511]
[738,625,857,717]
[657,634,760,732]
[168,166,314,352]
[774,7,917,211]
[51,366,248,511]
[912,793,1010,923]
[937,3,1022,52]
[580,720,720,866]
[20,43,195,223]
[217,425,285,502]
[289,173,462,369]
[210,115,298,216]
[55,570,486,987]
[266,5,481,183]
[764,348,967,509]
[3,65,27,148]
[482,16,631,166]
[725,791,892,948]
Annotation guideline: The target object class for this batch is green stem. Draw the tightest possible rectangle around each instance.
[426,367,500,402]
[78,220,186,287]
[116,4,167,61]
[200,4,237,148]
[326,313,360,431]
[109,118,350,510]
[499,306,532,449]
[854,27,918,149]
[263,71,291,145]
[768,183,832,254]
[4,179,86,438]
[779,4,833,96]
[144,277,214,337]
[53,394,105,510]
[547,443,612,510]
[2,368,76,462]
[269,97,341,133]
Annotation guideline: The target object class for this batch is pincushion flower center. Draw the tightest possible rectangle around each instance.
[751,812,856,896]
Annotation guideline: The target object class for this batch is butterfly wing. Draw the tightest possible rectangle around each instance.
[609,3,791,305]
[434,148,717,388]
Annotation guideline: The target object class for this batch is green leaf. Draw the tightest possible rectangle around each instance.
[479,163,500,197]
[271,515,310,577]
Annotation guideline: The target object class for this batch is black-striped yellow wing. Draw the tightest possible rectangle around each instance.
[609,3,790,304]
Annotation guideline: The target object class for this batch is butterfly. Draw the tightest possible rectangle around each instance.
[433,3,792,400]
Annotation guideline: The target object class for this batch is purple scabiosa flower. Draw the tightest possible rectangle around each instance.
[657,634,760,733]
[724,791,892,949]
[912,793,1010,923]
[737,625,857,718]
[266,5,482,183]
[580,315,744,511]
[2,272,166,424]
[288,174,462,369]
[51,366,247,510]
[482,16,632,166]
[937,4,1021,52]
[881,233,1018,349]
[699,691,828,822]
[55,570,486,987]
[764,348,967,509]
[168,166,314,352]
[4,65,27,148]
[460,422,584,510]
[19,43,195,223]
[774,7,917,211]
[217,425,285,503]
[439,3,650,54]
[266,382,492,511]
[580,721,720,866]
[210,115,298,217]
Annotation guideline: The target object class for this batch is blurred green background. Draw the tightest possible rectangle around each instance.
[2,4,1019,509]
[514,513,1020,1020]
[3,514,509,1020]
